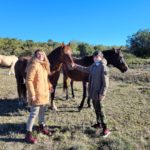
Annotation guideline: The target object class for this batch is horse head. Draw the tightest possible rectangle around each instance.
[103,48,128,73]
[60,43,74,67]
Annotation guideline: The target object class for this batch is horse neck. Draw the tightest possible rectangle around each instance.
[48,48,62,71]
[103,50,113,65]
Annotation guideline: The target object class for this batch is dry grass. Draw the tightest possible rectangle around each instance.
[0,66,150,150]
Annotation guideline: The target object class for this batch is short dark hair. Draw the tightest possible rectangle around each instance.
[93,51,103,57]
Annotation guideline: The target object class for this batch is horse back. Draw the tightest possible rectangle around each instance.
[0,55,18,67]
[15,56,31,78]
[62,64,89,82]
[73,56,93,66]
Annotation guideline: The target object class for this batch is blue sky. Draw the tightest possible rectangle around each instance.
[0,0,150,46]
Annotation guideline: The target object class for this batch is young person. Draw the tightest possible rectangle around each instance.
[72,51,111,138]
[25,49,53,143]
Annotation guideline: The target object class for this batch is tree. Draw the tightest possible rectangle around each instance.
[127,29,150,58]
[69,41,79,56]
[77,43,94,57]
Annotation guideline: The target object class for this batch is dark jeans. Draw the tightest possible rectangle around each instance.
[92,99,107,130]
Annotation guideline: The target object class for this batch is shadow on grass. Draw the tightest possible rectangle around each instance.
[0,122,26,136]
[0,137,25,143]
[48,125,71,134]
[58,106,78,109]
[0,123,26,144]
[97,138,133,150]
[98,140,115,150]
[0,98,29,116]
[84,128,98,138]
[58,110,79,113]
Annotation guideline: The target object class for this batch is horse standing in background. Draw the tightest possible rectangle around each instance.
[15,43,74,110]
[0,55,18,75]
[62,48,128,111]
[15,56,31,105]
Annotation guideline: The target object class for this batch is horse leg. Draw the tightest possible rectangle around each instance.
[63,70,69,100]
[50,71,61,111]
[8,65,12,75]
[9,63,14,75]
[50,86,58,111]
[16,76,21,102]
[22,83,27,106]
[78,82,87,111]
[11,62,15,75]
[15,73,25,106]
[17,84,22,105]
[8,70,11,75]
[70,80,75,99]
[87,96,91,108]
[63,75,69,100]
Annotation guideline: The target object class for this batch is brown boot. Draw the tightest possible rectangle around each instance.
[25,131,37,144]
[38,124,53,136]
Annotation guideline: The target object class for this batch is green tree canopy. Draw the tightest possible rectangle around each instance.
[77,43,94,57]
[127,29,150,58]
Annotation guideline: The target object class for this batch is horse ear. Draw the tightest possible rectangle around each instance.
[113,48,118,53]
[119,46,122,51]
[67,42,71,46]
[62,42,65,48]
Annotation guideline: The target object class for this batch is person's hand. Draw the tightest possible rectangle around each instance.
[72,62,77,69]
[50,88,54,93]
[32,96,36,101]
[99,95,105,101]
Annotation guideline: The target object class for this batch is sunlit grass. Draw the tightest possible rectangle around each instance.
[0,66,149,150]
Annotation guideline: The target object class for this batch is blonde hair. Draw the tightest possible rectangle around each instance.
[26,49,51,75]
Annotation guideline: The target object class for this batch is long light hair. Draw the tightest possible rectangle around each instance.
[26,49,51,75]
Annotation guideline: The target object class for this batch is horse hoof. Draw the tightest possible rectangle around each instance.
[49,105,58,111]
[88,105,93,109]
[53,107,58,111]
[78,106,83,112]
[48,106,58,111]
[66,98,69,101]
[72,97,76,100]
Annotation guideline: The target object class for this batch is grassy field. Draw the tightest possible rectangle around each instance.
[0,64,150,150]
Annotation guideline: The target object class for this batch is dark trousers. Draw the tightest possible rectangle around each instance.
[92,99,107,130]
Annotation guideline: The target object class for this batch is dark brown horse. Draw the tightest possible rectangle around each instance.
[15,43,74,110]
[63,48,128,110]
[15,56,31,105]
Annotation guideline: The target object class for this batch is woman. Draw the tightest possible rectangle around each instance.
[25,49,53,144]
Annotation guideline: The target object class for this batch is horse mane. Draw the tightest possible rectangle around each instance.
[102,49,118,65]
[47,46,61,64]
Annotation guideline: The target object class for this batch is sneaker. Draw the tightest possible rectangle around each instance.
[91,123,101,129]
[38,124,53,136]
[101,129,111,138]
[25,132,37,144]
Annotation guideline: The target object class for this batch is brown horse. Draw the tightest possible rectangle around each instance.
[15,56,31,105]
[63,48,128,110]
[15,43,74,109]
